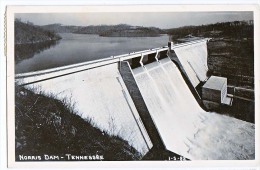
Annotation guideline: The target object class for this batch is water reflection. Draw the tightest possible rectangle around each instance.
[15,40,60,63]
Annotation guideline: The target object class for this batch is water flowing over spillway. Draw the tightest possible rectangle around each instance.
[174,41,209,87]
[133,58,254,160]
[26,63,152,155]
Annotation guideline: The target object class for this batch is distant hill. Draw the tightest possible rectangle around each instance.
[15,20,61,45]
[41,24,165,37]
[166,20,253,40]
[75,24,131,35]
[41,24,82,33]
[99,26,164,37]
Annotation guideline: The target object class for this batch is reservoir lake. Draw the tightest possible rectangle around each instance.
[15,33,169,73]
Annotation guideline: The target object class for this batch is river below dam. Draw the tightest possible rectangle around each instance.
[15,33,169,73]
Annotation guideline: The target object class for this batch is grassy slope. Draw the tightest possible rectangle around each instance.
[15,87,141,161]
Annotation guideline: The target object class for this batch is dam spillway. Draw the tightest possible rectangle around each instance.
[15,39,255,160]
[132,57,254,159]
[173,40,209,87]
[132,58,206,159]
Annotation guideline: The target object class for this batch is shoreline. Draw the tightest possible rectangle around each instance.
[72,32,167,38]
[15,38,61,46]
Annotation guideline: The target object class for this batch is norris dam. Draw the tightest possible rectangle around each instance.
[15,39,255,160]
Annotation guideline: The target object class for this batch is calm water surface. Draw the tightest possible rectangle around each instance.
[16,33,169,73]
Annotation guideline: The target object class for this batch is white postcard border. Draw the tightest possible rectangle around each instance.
[5,4,260,169]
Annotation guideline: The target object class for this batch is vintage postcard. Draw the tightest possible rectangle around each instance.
[5,5,260,168]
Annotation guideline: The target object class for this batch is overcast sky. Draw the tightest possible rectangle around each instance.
[16,12,253,29]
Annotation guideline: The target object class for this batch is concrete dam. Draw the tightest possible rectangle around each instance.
[16,39,255,160]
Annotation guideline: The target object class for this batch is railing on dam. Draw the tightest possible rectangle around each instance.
[15,39,209,86]
[15,47,168,78]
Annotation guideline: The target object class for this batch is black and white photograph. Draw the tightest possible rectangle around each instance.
[4,4,260,168]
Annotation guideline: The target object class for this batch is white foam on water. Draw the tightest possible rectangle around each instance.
[174,41,209,87]
[188,112,255,160]
[26,63,151,155]
[133,58,254,160]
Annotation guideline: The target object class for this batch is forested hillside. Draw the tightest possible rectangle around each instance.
[41,24,165,37]
[15,19,61,44]
[167,20,254,89]
[166,20,253,40]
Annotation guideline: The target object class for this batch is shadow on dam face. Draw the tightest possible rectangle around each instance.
[18,40,255,160]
